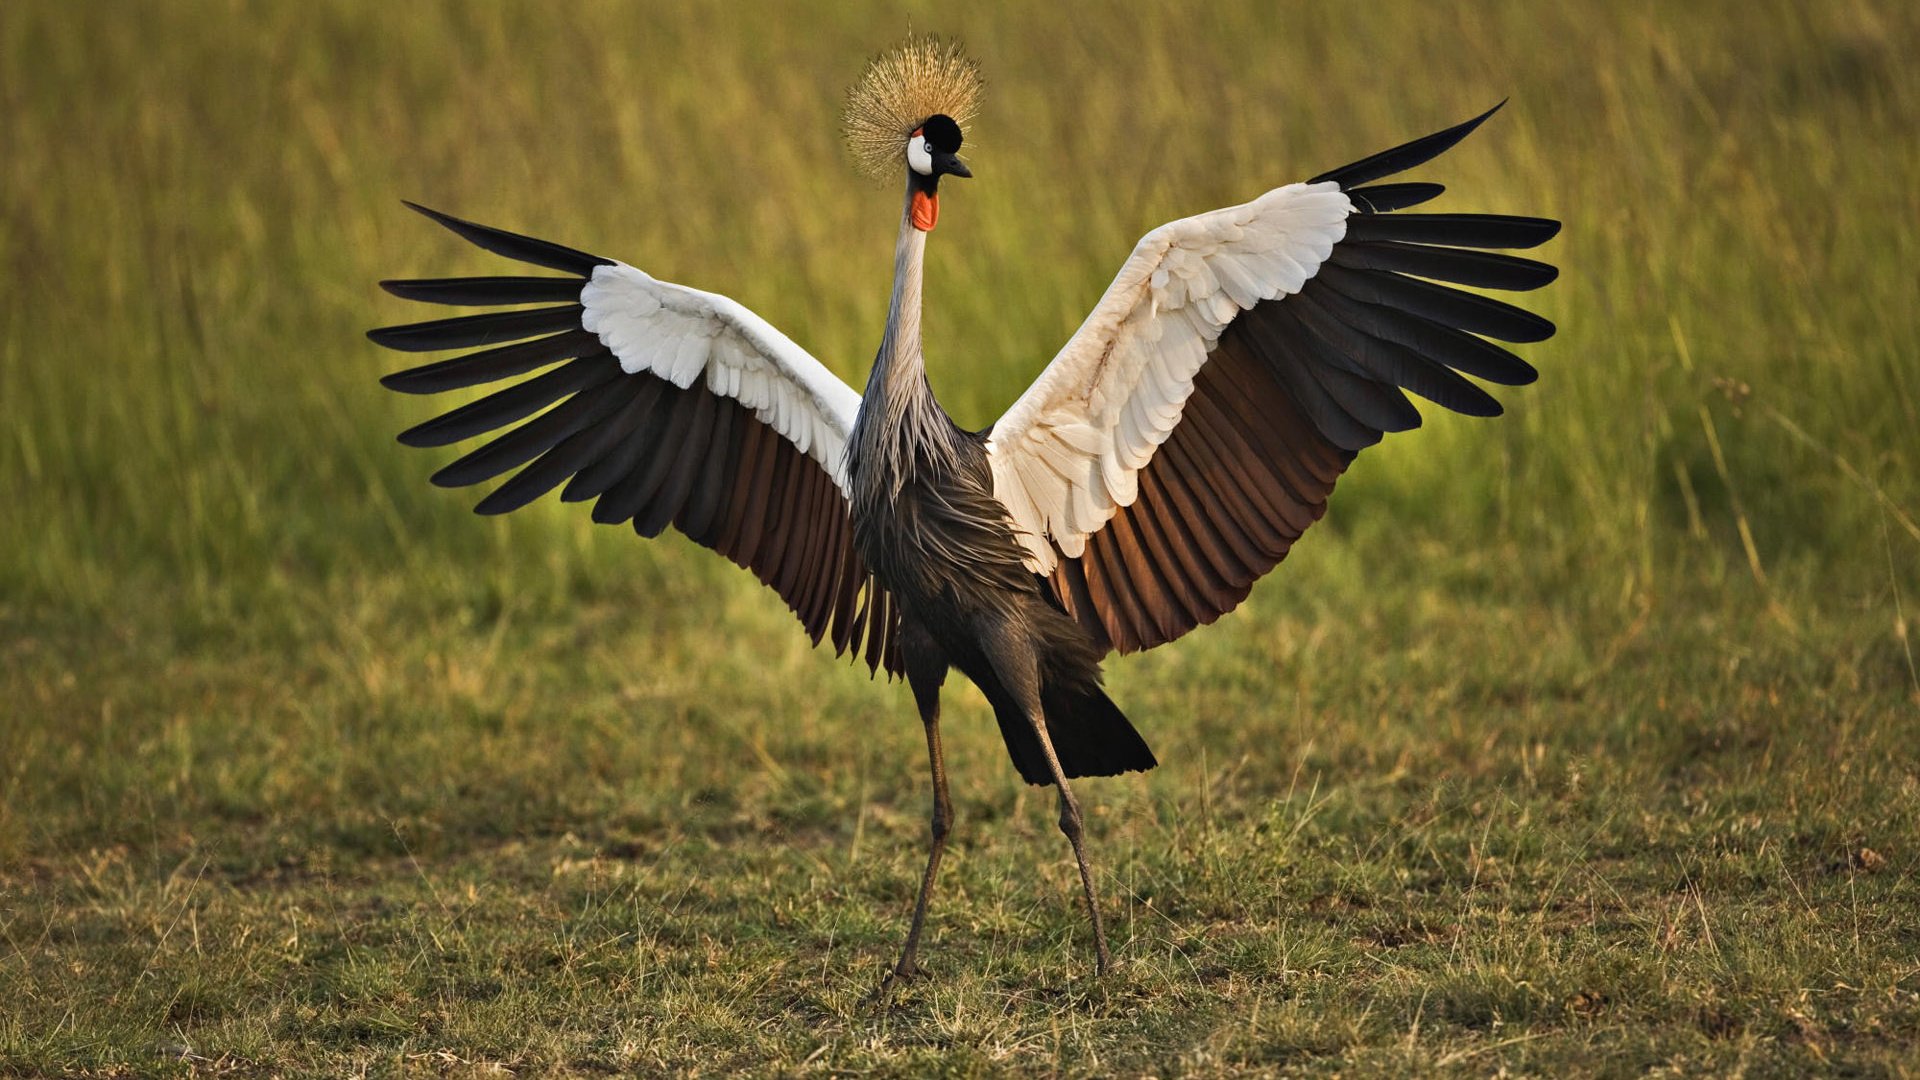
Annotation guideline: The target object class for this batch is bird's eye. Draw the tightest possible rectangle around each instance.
[906,135,934,177]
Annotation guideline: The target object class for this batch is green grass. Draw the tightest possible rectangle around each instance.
[3,1,1918,1075]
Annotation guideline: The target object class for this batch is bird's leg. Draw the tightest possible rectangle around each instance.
[1025,708,1112,976]
[874,626,950,1002]
[885,676,951,985]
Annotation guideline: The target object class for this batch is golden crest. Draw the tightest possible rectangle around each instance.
[843,36,982,182]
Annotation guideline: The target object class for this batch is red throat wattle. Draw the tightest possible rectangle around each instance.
[910,190,939,232]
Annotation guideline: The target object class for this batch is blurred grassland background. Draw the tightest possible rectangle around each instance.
[3,0,1918,1075]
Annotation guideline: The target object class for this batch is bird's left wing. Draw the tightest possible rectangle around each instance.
[370,204,899,673]
[986,105,1558,653]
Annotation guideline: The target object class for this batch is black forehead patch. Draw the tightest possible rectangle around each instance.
[921,114,963,154]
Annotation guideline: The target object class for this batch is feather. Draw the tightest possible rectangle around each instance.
[1103,508,1186,644]
[1175,397,1292,558]
[1344,182,1446,213]
[637,387,716,537]
[366,306,586,353]
[1305,284,1538,386]
[1308,101,1504,189]
[380,276,586,307]
[1344,213,1562,250]
[677,400,739,542]
[1328,240,1558,291]
[403,202,611,275]
[1314,263,1555,343]
[1270,350,1386,452]
[728,429,784,568]
[1135,458,1237,599]
[767,450,815,600]
[396,356,619,448]
[1154,426,1263,578]
[1287,290,1504,417]
[711,419,769,558]
[477,380,650,515]
[595,383,700,525]
[562,378,668,503]
[379,329,601,395]
[433,376,639,489]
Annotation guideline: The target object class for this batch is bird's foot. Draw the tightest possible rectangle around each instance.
[867,959,926,1006]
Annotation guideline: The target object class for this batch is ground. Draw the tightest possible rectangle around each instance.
[3,1,1918,1076]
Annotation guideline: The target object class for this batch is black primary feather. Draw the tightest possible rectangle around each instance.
[1344,182,1445,213]
[380,276,587,306]
[1308,101,1505,189]
[1344,213,1561,250]
[366,305,587,352]
[1328,241,1559,291]
[378,330,603,395]
[401,201,611,275]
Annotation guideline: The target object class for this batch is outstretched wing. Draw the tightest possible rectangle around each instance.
[986,105,1559,653]
[370,204,900,673]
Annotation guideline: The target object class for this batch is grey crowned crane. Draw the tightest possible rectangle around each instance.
[369,38,1559,981]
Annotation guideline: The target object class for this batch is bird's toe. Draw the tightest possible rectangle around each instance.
[867,962,929,1008]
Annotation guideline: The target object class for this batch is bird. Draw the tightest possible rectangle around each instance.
[368,37,1559,984]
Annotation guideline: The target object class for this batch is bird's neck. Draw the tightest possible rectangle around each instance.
[850,185,953,495]
[869,189,931,408]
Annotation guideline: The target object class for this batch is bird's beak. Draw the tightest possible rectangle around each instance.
[939,155,972,180]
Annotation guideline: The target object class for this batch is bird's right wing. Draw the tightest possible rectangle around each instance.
[370,204,900,673]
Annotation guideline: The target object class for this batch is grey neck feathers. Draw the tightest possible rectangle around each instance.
[850,185,958,498]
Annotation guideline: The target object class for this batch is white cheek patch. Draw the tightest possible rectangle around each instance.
[906,134,934,176]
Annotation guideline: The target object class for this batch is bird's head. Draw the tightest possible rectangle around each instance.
[844,36,981,233]
[904,114,970,231]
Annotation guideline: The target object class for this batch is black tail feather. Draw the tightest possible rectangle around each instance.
[994,685,1157,786]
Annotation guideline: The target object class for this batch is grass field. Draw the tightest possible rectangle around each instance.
[4,1,1919,1075]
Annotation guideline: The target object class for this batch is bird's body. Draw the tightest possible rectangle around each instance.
[847,195,1152,790]
[369,38,1560,981]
